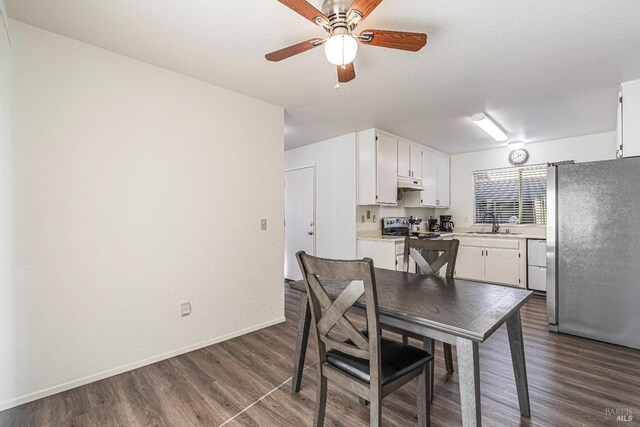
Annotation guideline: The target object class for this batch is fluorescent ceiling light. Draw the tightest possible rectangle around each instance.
[507,141,525,150]
[471,113,508,142]
[324,34,358,66]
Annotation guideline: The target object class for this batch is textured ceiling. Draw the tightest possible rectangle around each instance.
[7,0,640,153]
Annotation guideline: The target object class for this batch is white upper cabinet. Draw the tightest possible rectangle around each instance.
[398,139,423,179]
[410,143,423,179]
[357,129,398,205]
[421,153,438,206]
[397,139,411,178]
[357,128,447,207]
[377,133,399,204]
[405,150,450,208]
[621,79,640,158]
[437,155,450,207]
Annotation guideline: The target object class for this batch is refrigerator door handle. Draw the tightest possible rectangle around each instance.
[546,163,559,330]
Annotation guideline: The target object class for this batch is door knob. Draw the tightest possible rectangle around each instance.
[308,231,314,235]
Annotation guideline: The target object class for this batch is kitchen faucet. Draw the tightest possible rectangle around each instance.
[482,213,500,233]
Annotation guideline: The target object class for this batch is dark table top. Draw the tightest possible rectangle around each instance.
[289,268,533,342]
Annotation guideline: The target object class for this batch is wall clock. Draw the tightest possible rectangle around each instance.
[509,149,529,165]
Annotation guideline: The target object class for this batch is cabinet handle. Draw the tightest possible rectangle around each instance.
[486,250,489,256]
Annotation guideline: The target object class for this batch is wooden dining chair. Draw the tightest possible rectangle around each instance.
[402,237,460,376]
[296,251,433,427]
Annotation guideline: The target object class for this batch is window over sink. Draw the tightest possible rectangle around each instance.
[473,164,547,225]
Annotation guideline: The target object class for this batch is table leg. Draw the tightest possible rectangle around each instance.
[291,293,311,394]
[456,338,481,427]
[506,310,531,417]
[422,337,435,402]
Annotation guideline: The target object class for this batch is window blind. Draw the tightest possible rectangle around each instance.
[473,164,547,225]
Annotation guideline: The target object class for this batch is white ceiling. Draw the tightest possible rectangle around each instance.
[7,0,640,153]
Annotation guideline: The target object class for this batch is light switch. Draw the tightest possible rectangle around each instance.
[261,219,267,230]
[181,302,191,317]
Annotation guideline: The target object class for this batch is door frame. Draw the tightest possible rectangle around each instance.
[284,164,316,259]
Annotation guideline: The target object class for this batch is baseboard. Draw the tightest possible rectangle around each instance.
[0,316,286,412]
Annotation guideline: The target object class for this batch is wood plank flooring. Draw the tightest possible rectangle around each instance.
[1,285,639,426]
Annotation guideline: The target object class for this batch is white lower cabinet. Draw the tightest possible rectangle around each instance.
[484,248,521,286]
[454,237,525,287]
[455,246,485,281]
[357,239,416,272]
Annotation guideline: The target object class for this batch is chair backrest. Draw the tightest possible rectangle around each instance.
[403,237,460,278]
[296,251,381,367]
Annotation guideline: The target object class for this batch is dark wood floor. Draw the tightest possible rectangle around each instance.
[2,285,639,426]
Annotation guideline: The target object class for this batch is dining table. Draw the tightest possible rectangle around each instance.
[289,267,533,427]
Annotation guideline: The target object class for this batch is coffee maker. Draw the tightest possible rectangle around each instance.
[427,218,439,232]
[439,215,455,232]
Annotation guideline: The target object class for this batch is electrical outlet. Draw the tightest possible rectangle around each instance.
[361,215,365,223]
[261,219,267,230]
[366,210,371,219]
[181,302,191,317]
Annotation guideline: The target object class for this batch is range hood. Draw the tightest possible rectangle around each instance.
[397,176,424,191]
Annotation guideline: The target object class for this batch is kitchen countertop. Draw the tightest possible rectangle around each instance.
[357,231,546,241]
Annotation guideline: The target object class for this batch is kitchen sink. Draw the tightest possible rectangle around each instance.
[465,231,523,235]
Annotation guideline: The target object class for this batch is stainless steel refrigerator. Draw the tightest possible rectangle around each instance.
[547,158,640,350]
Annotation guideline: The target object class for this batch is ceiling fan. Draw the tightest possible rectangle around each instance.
[265,0,427,83]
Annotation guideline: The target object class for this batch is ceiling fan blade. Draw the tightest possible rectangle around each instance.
[359,29,427,52]
[337,63,356,83]
[277,0,327,25]
[265,38,324,62]
[348,0,383,22]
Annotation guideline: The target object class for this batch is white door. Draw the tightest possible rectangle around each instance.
[484,248,520,286]
[284,166,315,281]
[437,155,450,207]
[376,133,398,205]
[397,139,411,178]
[455,246,485,281]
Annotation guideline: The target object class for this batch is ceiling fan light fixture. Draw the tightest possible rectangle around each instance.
[324,34,358,66]
[471,113,508,142]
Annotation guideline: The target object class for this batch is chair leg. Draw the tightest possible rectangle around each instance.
[417,365,431,427]
[359,397,369,406]
[443,342,454,374]
[369,394,382,427]
[314,376,327,427]
[422,337,435,402]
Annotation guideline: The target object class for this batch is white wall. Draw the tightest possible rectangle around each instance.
[285,133,357,259]
[446,132,616,227]
[0,20,284,410]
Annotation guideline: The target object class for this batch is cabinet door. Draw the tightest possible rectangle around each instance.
[357,240,396,270]
[437,154,450,207]
[376,133,398,205]
[396,255,405,271]
[455,246,485,281]
[484,248,520,286]
[397,139,411,178]
[410,144,423,179]
[421,151,438,206]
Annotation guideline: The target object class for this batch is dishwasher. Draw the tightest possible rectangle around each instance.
[527,239,547,292]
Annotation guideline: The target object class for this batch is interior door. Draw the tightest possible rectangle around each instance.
[484,248,520,286]
[455,246,485,281]
[284,166,315,281]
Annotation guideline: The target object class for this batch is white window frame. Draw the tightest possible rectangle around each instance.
[473,164,547,226]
